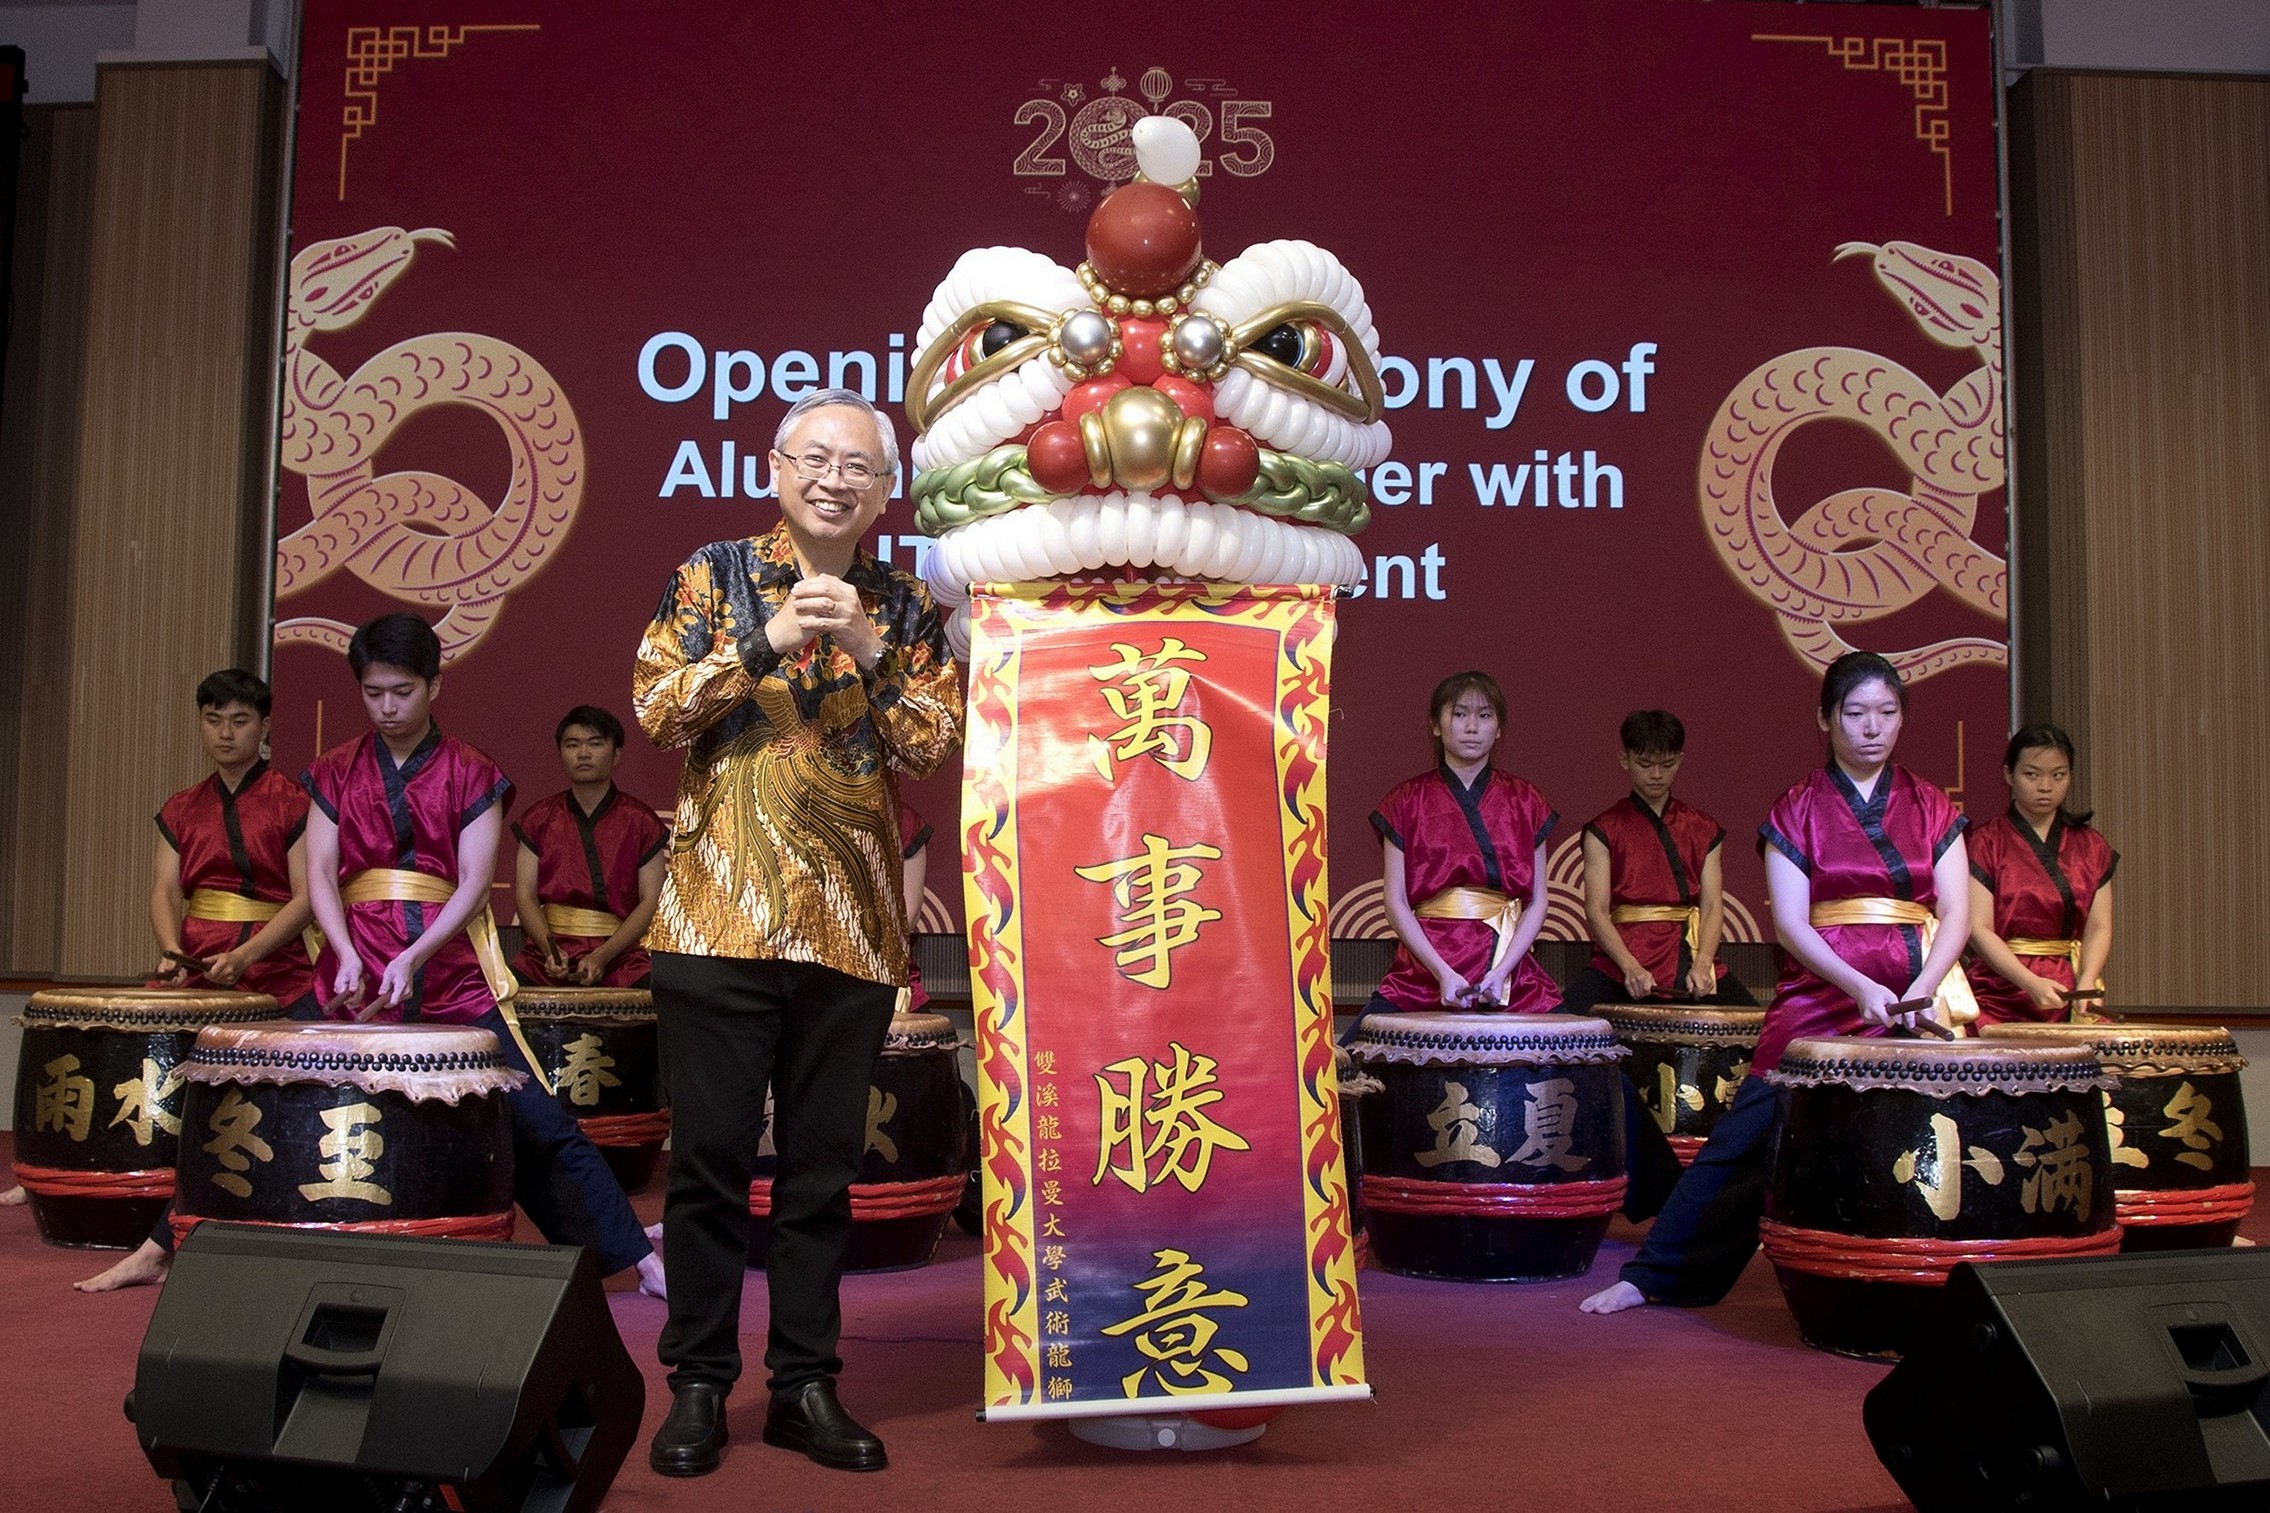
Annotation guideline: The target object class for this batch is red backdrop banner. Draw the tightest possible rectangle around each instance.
[276,0,2007,943]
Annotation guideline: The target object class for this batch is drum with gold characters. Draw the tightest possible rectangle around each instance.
[12,989,278,1248]
[514,985,667,1192]
[1982,1021,2253,1249]
[1762,1036,2121,1358]
[172,1023,521,1245]
[1598,1003,1765,1165]
[748,1012,969,1273]
[1347,1012,1629,1281]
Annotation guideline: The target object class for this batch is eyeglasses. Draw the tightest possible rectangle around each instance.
[782,452,884,488]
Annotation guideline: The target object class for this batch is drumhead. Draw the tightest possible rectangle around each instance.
[1771,1035,2107,1096]
[1348,1011,1626,1067]
[21,987,280,1031]
[1598,1003,1766,1045]
[885,1011,960,1052]
[182,1021,524,1103]
[510,985,655,1020]
[1980,1020,2244,1075]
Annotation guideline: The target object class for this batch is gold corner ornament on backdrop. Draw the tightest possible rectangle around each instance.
[274,227,585,666]
[911,114,1373,1424]
[1699,240,2006,684]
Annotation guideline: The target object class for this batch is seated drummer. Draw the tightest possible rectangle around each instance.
[899,801,932,1013]
[305,613,665,1299]
[1364,671,1559,1020]
[1964,724,2116,1024]
[65,669,321,1293]
[1560,709,1754,1015]
[511,705,667,989]
[1583,652,1971,1316]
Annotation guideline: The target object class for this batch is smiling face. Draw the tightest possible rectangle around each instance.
[1820,677,1904,777]
[770,403,892,571]
[2007,744,2072,828]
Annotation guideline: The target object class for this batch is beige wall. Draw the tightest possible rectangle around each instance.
[2011,71,2270,1008]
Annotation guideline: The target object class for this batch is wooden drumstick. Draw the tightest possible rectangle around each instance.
[1886,1000,1955,1039]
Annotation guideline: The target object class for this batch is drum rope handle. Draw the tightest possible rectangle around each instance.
[1361,1173,1628,1220]
[1758,1217,2122,1284]
[748,1173,966,1222]
[12,1162,176,1201]
[172,1209,517,1249]
[2115,1181,2256,1228]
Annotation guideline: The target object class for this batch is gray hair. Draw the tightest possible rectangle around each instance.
[772,387,901,479]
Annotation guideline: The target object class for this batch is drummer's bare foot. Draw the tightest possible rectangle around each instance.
[0,1185,25,1206]
[637,1251,668,1299]
[1579,1281,1648,1314]
[75,1240,169,1292]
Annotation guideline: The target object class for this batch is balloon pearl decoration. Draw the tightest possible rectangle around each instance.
[1057,309,1115,367]
[1169,313,1227,374]
[1197,426,1262,499]
[1085,181,1203,298]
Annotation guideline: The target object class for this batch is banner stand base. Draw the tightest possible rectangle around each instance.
[1068,1413,1271,1452]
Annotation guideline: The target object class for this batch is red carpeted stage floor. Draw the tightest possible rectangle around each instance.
[9,1131,2264,1512]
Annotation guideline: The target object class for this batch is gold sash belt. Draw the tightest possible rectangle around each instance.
[185,889,322,962]
[1810,897,1978,1030]
[1416,886,1522,1004]
[340,868,547,1092]
[542,903,625,938]
[2008,936,2085,978]
[1611,902,1701,956]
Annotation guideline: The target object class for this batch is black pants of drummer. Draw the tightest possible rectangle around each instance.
[149,989,322,1254]
[477,1003,654,1276]
[1619,1074,1778,1305]
[1339,991,1687,1225]
[652,951,898,1397]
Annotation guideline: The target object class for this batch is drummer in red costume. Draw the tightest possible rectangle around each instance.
[1583,651,1973,1314]
[65,669,320,1293]
[303,613,664,1298]
[511,705,668,989]
[1365,671,1560,1017]
[1560,709,1754,1016]
[1964,723,2116,1024]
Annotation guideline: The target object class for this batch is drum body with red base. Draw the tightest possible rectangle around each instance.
[1598,1004,1764,1165]
[11,990,278,1248]
[1348,1012,1629,1282]
[1982,1021,2253,1249]
[1763,1036,2121,1358]
[515,987,668,1192]
[748,1012,968,1273]
[173,1023,521,1245]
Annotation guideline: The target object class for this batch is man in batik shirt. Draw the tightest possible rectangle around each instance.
[636,389,961,1478]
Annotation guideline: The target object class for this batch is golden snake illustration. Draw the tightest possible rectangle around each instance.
[1700,241,2006,683]
[274,227,583,663]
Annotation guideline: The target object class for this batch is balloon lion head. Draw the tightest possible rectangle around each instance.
[909,117,1388,653]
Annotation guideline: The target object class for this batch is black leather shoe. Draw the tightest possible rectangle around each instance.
[763,1379,887,1471]
[649,1381,728,1477]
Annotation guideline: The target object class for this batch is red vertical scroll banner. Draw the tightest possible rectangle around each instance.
[966,583,1365,1420]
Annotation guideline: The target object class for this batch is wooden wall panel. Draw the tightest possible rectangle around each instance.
[0,106,97,975]
[56,62,284,980]
[2011,72,2270,1007]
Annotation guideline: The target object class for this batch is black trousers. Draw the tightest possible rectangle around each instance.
[1338,991,1685,1223]
[652,951,898,1396]
[1619,1074,1779,1305]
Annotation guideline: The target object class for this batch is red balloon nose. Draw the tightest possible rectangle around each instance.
[1085,182,1202,298]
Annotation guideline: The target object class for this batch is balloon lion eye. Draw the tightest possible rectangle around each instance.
[976,319,1027,359]
[1251,323,1304,367]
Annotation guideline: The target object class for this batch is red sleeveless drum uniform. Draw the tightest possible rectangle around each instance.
[1963,810,2116,1025]
[154,761,314,1003]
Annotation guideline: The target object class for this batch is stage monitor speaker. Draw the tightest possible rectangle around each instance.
[131,1223,645,1513]
[1865,1250,2270,1511]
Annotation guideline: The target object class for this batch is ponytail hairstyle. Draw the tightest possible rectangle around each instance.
[2005,722,2092,827]
[1817,651,1905,723]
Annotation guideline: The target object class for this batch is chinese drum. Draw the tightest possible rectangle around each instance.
[172,1023,521,1246]
[1598,1003,1765,1165]
[1982,1021,2253,1249]
[748,1011,969,1272]
[11,989,277,1248]
[1347,1013,1629,1282]
[1761,1037,2121,1358]
[513,986,668,1192]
